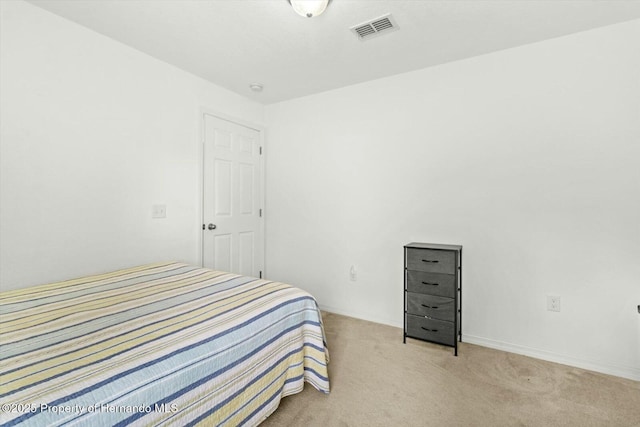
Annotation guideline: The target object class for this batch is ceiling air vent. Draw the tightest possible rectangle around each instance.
[350,14,399,41]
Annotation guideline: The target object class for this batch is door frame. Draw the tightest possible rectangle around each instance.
[198,108,266,276]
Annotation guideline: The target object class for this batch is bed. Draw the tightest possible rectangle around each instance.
[0,262,330,426]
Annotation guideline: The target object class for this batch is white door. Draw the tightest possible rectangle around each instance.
[202,113,264,278]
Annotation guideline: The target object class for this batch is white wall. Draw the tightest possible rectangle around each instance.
[265,20,640,380]
[0,0,264,289]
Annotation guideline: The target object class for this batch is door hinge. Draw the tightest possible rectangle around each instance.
[259,271,262,279]
[259,208,262,217]
[259,146,263,155]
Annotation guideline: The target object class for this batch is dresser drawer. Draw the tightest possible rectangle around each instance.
[406,314,455,347]
[406,292,455,321]
[406,248,456,274]
[406,270,456,298]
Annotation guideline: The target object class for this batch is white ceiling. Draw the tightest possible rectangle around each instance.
[26,0,640,105]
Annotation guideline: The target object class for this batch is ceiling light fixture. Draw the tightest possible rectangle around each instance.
[288,0,330,18]
[249,83,263,92]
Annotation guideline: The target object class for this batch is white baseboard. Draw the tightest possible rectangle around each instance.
[461,334,639,382]
[319,305,639,382]
[318,304,402,329]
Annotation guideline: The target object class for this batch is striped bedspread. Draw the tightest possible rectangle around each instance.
[0,262,330,426]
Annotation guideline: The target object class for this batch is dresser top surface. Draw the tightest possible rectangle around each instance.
[405,242,462,251]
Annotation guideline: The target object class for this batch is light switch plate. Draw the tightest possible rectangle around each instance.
[152,204,166,219]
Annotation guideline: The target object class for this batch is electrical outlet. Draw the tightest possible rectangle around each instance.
[349,265,357,281]
[547,296,561,312]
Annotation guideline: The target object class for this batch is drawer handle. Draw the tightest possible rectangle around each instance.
[421,281,439,286]
[421,327,438,332]
[421,304,439,309]
[422,259,439,263]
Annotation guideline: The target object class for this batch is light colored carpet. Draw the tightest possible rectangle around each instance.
[261,312,640,427]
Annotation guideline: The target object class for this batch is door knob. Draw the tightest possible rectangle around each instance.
[208,223,217,230]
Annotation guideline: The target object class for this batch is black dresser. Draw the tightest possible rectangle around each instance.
[403,242,462,355]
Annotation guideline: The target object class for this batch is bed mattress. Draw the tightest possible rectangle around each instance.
[0,262,329,426]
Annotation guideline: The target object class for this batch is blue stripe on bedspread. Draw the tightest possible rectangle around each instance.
[0,262,330,426]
